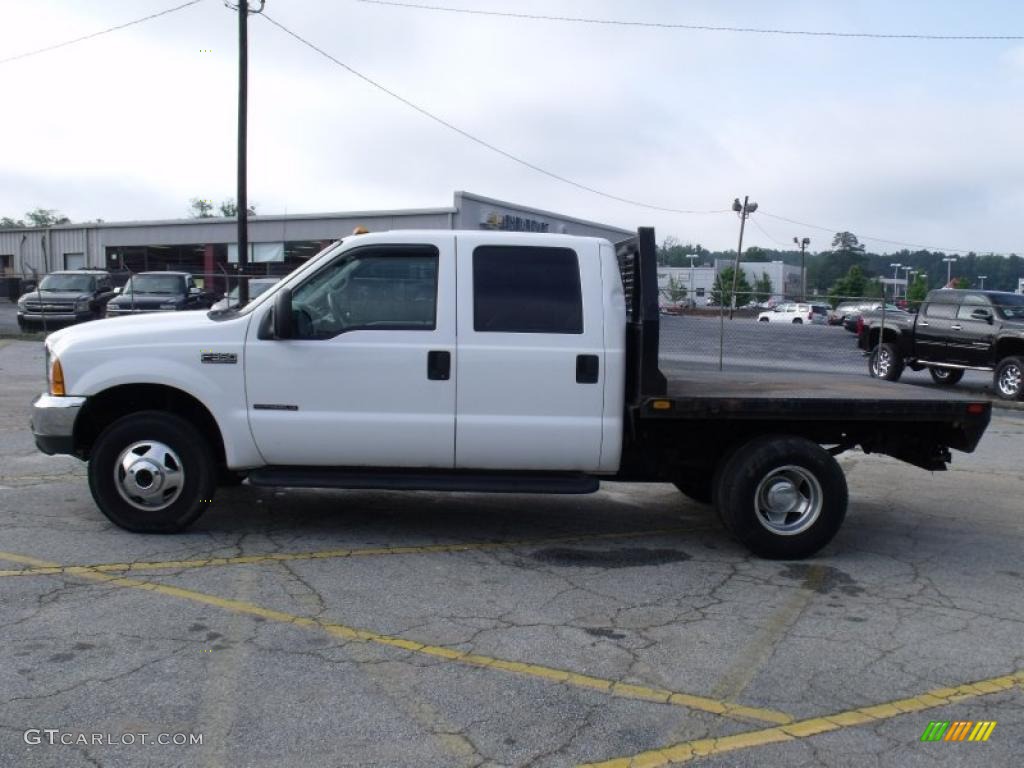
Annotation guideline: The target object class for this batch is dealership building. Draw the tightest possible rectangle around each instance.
[0,191,634,293]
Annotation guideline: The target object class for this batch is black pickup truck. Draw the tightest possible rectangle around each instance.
[859,289,1024,400]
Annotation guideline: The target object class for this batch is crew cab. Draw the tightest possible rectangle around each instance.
[17,269,116,330]
[859,289,1024,400]
[30,229,992,559]
[105,271,214,316]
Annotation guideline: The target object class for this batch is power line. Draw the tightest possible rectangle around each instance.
[749,216,791,248]
[760,211,977,254]
[356,0,1024,41]
[260,14,729,216]
[0,0,206,66]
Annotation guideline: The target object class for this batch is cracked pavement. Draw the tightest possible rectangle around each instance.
[1,338,1022,767]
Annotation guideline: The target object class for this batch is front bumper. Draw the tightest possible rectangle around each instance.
[30,394,86,455]
[18,311,92,325]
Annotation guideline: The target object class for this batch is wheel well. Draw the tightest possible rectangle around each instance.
[74,384,227,467]
[868,327,900,347]
[995,340,1024,364]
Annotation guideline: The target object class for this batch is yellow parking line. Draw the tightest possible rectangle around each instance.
[581,670,1024,767]
[0,527,698,578]
[0,549,791,726]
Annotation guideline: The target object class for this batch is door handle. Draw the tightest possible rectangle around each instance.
[918,321,929,327]
[950,324,962,331]
[576,354,600,384]
[427,350,450,380]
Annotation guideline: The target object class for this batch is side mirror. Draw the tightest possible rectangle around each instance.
[273,287,294,339]
[971,308,993,323]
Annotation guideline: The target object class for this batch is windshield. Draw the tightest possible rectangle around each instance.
[995,293,1024,319]
[124,275,185,295]
[38,274,95,293]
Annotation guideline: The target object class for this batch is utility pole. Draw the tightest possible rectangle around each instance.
[942,256,957,286]
[728,196,757,319]
[793,236,810,299]
[228,0,266,305]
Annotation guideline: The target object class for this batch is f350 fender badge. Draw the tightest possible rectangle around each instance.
[200,351,238,364]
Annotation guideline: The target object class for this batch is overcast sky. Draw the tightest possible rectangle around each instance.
[1,0,1023,253]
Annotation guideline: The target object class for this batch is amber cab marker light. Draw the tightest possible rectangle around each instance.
[652,400,672,411]
[50,357,65,396]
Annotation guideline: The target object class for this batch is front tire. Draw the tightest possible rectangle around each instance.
[994,356,1024,400]
[869,342,904,381]
[88,411,215,532]
[715,435,848,559]
[929,367,964,386]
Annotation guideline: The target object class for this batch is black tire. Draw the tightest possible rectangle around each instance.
[759,317,769,323]
[672,475,713,504]
[792,318,803,324]
[929,367,964,386]
[716,435,848,559]
[88,411,215,533]
[994,356,1024,401]
[868,342,904,381]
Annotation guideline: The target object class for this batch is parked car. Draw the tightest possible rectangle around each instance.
[17,269,116,330]
[859,289,1024,400]
[105,272,216,317]
[210,278,281,311]
[830,301,865,326]
[757,302,825,324]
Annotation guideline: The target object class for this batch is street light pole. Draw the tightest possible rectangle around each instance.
[889,263,902,300]
[793,236,810,299]
[978,275,988,289]
[942,256,957,286]
[686,255,698,307]
[728,196,757,319]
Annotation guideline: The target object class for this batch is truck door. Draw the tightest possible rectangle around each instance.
[454,235,605,471]
[947,296,996,366]
[914,300,956,360]
[244,236,456,467]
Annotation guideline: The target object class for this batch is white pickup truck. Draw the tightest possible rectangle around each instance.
[30,228,991,558]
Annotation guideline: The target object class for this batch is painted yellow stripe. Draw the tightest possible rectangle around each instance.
[980,721,997,741]
[582,671,1024,767]
[0,549,791,726]
[0,527,697,578]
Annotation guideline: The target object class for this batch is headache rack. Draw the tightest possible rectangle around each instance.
[615,227,666,404]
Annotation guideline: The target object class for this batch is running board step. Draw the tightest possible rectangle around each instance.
[246,468,600,495]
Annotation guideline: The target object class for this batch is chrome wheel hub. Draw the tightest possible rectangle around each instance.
[873,348,891,377]
[114,441,184,511]
[754,466,823,536]
[999,364,1021,396]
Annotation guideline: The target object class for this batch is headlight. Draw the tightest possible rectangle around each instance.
[75,298,90,311]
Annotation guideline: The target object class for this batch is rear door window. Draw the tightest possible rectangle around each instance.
[924,302,956,319]
[472,246,583,334]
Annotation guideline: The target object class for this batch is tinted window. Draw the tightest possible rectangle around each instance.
[924,302,956,319]
[473,246,582,334]
[957,304,992,321]
[291,247,438,339]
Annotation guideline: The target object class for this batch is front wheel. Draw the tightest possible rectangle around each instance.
[929,367,964,386]
[994,356,1024,400]
[869,342,904,381]
[88,411,215,532]
[715,435,848,559]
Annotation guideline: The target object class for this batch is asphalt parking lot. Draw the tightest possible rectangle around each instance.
[1,335,1022,768]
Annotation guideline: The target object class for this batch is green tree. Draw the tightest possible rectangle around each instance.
[906,273,929,310]
[25,208,70,226]
[189,198,215,218]
[752,271,773,303]
[952,277,970,289]
[0,216,24,228]
[711,266,753,308]
[660,273,688,306]
[218,198,257,217]
[828,265,882,306]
